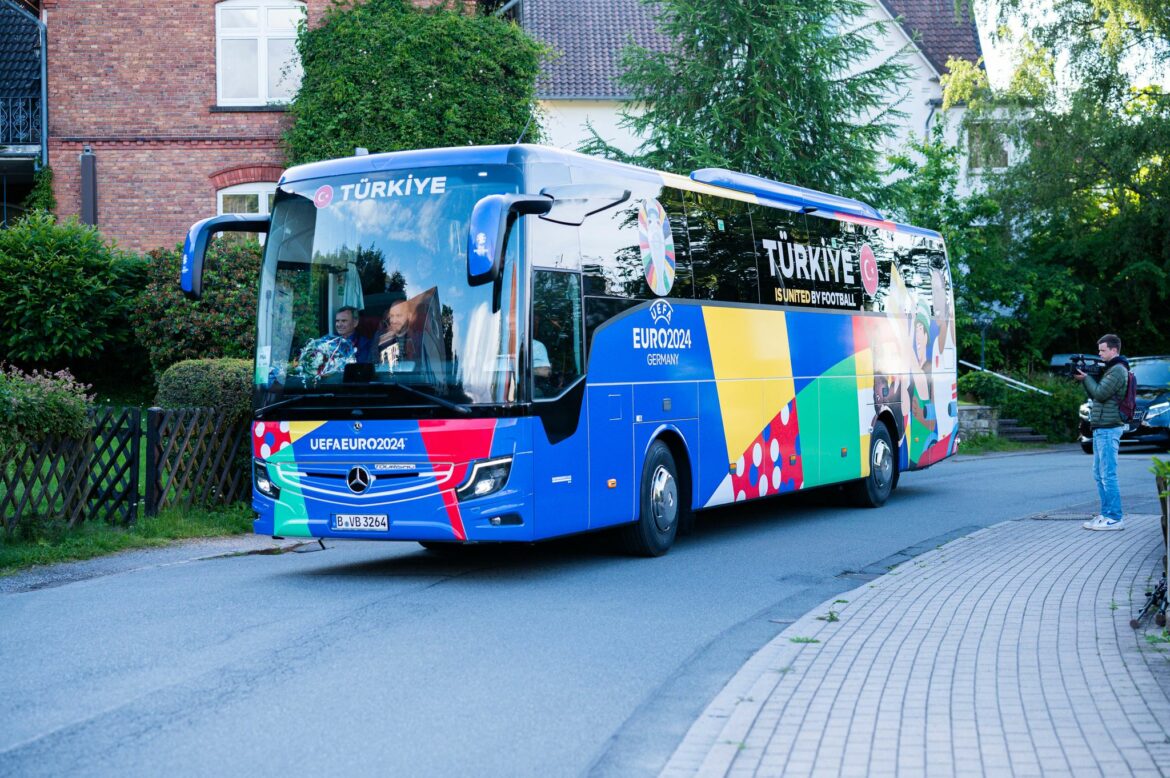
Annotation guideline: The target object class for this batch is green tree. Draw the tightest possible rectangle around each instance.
[881,123,1019,367]
[945,2,1170,362]
[580,0,913,198]
[284,0,545,165]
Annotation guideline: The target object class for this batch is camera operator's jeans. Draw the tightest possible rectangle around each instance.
[1092,426,1124,520]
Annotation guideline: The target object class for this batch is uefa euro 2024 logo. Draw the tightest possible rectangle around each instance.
[639,199,676,296]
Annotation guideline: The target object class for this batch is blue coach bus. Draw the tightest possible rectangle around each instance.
[182,144,958,556]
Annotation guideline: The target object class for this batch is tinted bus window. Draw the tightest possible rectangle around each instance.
[532,269,584,399]
[686,193,759,303]
[580,181,660,299]
[750,204,812,308]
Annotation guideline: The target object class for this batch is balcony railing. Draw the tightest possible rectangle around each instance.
[0,96,41,147]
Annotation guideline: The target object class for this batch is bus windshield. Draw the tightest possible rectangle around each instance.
[254,165,524,410]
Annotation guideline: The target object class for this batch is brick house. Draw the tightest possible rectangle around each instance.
[26,0,337,252]
[0,0,474,252]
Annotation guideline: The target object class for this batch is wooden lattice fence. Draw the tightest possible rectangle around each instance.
[1,432,94,532]
[145,407,250,515]
[1,406,248,534]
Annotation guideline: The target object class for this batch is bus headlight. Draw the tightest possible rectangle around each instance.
[254,460,280,500]
[456,457,512,501]
[1147,401,1170,421]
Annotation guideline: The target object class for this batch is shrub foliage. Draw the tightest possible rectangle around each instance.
[284,0,546,164]
[0,365,93,455]
[134,238,262,376]
[0,212,142,365]
[155,358,253,426]
[959,370,1084,442]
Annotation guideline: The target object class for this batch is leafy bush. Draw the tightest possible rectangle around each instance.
[957,370,1007,406]
[960,369,1083,442]
[284,0,545,164]
[134,238,262,376]
[155,358,253,426]
[0,365,93,455]
[21,166,57,213]
[0,212,143,365]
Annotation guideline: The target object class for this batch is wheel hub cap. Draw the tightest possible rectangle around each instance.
[650,465,678,533]
[872,437,892,490]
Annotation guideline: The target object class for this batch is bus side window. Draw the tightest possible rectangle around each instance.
[527,210,581,271]
[686,193,759,303]
[579,179,687,301]
[659,187,693,300]
[532,269,584,399]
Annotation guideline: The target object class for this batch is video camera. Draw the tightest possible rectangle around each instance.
[1065,353,1106,379]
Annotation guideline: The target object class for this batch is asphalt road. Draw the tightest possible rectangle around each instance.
[0,446,1162,777]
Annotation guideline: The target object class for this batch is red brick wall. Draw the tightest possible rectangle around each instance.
[41,0,342,252]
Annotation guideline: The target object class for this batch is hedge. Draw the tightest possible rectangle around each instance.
[0,212,144,366]
[155,358,253,427]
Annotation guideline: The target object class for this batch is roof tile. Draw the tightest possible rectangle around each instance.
[521,0,981,99]
[0,2,41,96]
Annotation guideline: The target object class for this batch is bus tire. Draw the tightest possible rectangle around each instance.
[621,440,683,557]
[848,424,896,508]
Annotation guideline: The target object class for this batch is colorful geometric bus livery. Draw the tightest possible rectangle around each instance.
[179,144,958,551]
[251,285,956,542]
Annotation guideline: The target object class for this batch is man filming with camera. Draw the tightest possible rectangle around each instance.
[1074,333,1130,531]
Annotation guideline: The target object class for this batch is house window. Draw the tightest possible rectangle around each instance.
[968,123,1008,172]
[216,0,306,106]
[218,182,276,243]
[218,182,276,216]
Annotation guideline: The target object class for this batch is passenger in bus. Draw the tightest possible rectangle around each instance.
[334,306,372,362]
[374,299,416,370]
[532,338,553,396]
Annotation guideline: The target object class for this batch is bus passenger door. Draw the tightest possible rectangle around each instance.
[587,385,634,528]
[531,269,590,538]
[532,395,589,538]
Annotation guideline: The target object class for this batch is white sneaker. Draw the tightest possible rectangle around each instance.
[1083,515,1125,531]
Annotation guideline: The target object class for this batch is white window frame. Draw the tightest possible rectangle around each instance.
[217,182,277,217]
[215,0,306,107]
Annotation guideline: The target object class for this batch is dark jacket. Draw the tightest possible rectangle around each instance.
[1084,356,1129,429]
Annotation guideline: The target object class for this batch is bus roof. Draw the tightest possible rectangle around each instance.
[279,144,943,241]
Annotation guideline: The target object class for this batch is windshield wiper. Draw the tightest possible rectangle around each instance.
[380,382,472,416]
[254,393,336,419]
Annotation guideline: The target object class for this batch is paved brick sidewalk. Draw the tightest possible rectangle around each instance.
[663,513,1170,776]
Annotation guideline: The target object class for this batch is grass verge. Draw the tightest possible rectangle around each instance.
[0,503,253,575]
[958,435,1050,455]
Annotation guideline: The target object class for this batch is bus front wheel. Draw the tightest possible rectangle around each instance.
[848,424,896,508]
[621,440,685,557]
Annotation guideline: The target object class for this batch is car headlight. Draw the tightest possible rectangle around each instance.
[456,457,512,501]
[253,459,280,500]
[1147,401,1170,420]
[1078,402,1091,421]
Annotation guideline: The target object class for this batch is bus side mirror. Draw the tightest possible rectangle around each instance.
[182,214,270,299]
[466,194,552,286]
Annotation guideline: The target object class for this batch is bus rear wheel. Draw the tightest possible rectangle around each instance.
[621,440,685,557]
[848,424,896,508]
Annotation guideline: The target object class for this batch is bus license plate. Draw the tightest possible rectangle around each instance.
[333,514,389,531]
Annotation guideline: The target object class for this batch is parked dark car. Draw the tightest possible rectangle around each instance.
[1079,355,1170,453]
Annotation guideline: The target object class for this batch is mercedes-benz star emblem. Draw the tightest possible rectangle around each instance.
[346,466,372,494]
